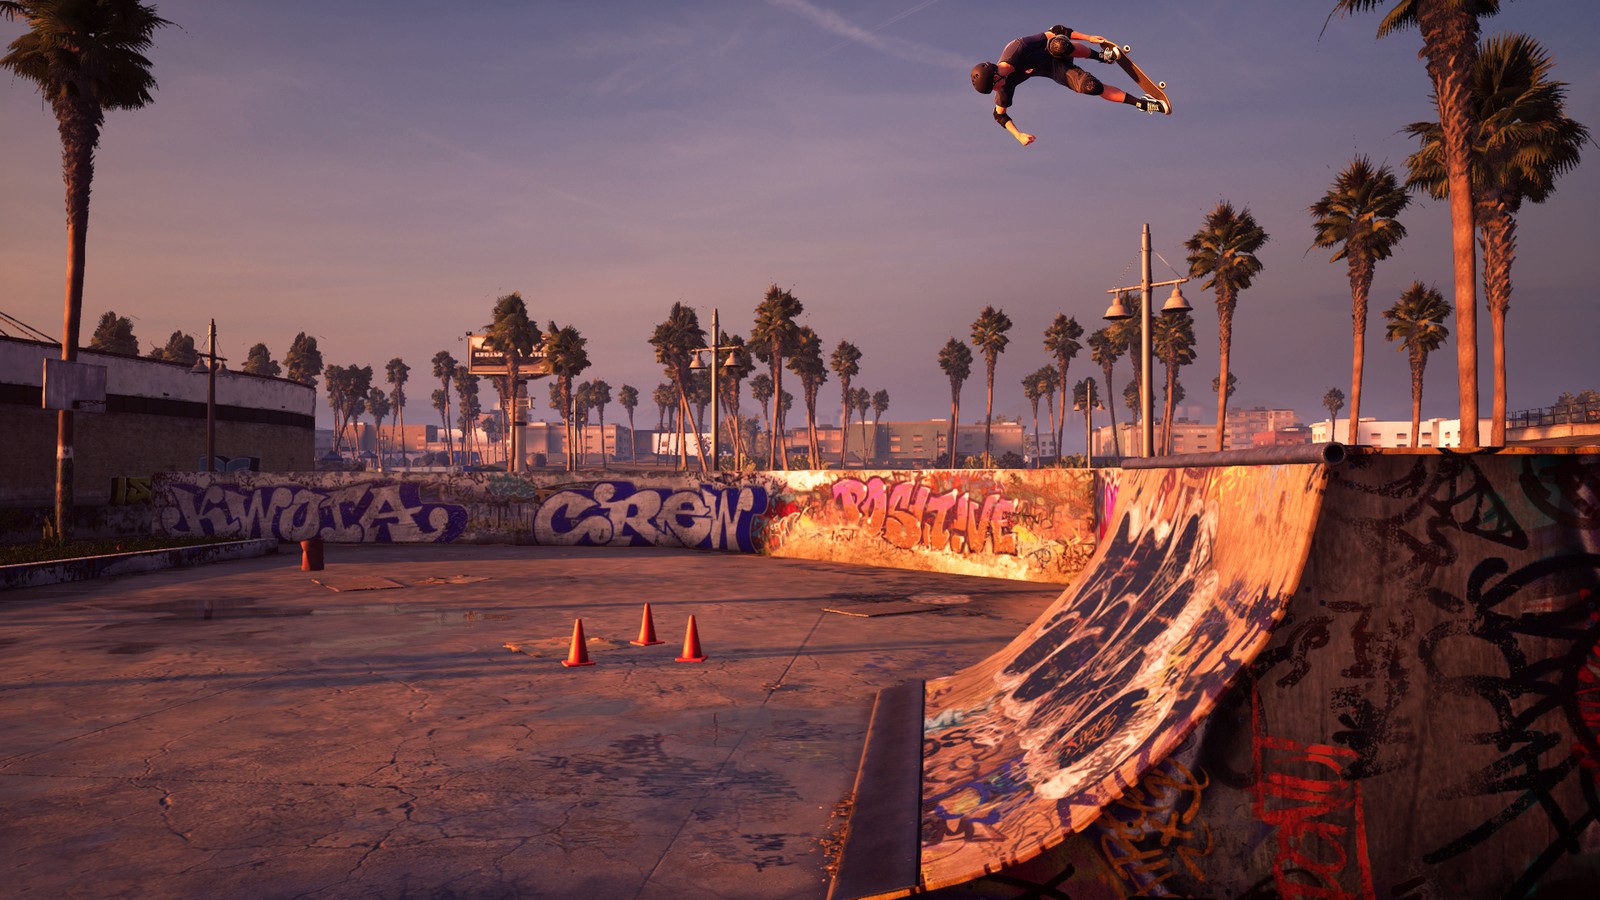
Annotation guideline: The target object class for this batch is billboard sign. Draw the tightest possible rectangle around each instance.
[467,335,551,378]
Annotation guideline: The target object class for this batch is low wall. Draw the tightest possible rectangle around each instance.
[151,468,1100,583]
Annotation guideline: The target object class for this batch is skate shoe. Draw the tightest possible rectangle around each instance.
[1134,95,1168,114]
[1097,45,1123,64]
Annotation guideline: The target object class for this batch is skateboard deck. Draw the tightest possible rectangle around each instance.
[1102,41,1171,114]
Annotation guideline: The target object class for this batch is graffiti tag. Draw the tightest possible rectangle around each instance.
[533,481,767,552]
[160,481,468,543]
[832,476,1017,555]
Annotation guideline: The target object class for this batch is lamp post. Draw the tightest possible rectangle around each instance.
[1104,224,1193,458]
[688,308,740,472]
[191,318,226,472]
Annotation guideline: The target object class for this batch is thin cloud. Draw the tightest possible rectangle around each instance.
[768,0,967,70]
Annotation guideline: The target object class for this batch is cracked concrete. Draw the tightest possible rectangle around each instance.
[0,544,1060,898]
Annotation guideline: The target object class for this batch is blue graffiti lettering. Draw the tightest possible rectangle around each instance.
[160,481,468,543]
[533,482,766,552]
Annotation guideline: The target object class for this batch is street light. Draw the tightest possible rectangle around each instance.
[1105,224,1193,458]
[190,318,226,472]
[688,308,740,472]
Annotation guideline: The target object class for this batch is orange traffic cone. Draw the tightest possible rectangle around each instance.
[675,615,708,663]
[631,603,665,646]
[562,618,596,667]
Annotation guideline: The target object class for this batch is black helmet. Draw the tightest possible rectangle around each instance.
[1046,34,1073,59]
[971,62,998,94]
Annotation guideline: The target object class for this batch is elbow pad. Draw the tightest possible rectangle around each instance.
[1048,24,1071,36]
[994,110,1013,128]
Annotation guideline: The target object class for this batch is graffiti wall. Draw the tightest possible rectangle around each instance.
[761,469,1097,583]
[152,467,1099,582]
[913,463,1330,892]
[920,451,1600,900]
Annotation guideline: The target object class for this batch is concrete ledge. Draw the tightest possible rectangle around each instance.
[1,538,279,591]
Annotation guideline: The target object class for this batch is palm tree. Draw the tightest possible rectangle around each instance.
[431,351,458,465]
[718,334,754,468]
[749,373,774,464]
[2,0,170,538]
[1310,156,1411,446]
[1073,378,1100,466]
[589,379,612,469]
[1384,282,1452,446]
[1322,387,1346,437]
[853,387,872,459]
[1087,328,1123,460]
[1186,201,1268,449]
[366,386,391,469]
[970,306,1013,466]
[482,292,540,472]
[787,326,827,468]
[1403,32,1589,446]
[543,322,590,471]
[871,388,890,434]
[1332,0,1506,450]
[89,312,138,355]
[1153,312,1197,454]
[386,358,411,467]
[830,340,862,467]
[1034,369,1060,463]
[618,384,639,462]
[653,382,675,434]
[1043,314,1083,463]
[749,285,803,470]
[937,338,972,468]
[453,366,480,465]
[648,302,708,471]
[1023,368,1048,467]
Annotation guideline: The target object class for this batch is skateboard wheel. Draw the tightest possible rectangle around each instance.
[1158,81,1166,89]
[1123,44,1131,52]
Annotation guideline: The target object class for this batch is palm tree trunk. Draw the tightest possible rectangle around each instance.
[1417,0,1482,450]
[1163,365,1176,454]
[1347,256,1374,445]
[948,391,960,468]
[1030,406,1040,468]
[1215,299,1234,450]
[1410,350,1425,448]
[1056,363,1069,464]
[1479,201,1514,447]
[983,360,996,465]
[1101,362,1121,461]
[839,383,851,468]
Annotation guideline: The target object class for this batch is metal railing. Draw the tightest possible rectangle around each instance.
[1507,399,1600,429]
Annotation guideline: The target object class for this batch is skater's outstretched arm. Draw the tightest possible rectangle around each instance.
[991,63,1034,146]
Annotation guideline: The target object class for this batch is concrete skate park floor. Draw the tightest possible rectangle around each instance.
[0,545,1061,898]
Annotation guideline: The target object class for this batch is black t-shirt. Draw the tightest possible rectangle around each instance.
[995,32,1062,109]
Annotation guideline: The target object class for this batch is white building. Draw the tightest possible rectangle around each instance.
[1309,417,1461,448]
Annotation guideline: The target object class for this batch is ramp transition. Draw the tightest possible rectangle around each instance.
[832,450,1600,899]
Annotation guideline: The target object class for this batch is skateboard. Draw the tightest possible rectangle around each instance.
[1101,41,1171,114]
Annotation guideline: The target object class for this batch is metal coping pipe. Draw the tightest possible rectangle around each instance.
[1119,442,1347,469]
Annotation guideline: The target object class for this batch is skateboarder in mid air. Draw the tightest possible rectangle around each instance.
[972,25,1169,146]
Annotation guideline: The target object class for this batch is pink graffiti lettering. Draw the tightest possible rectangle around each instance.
[831,477,1017,556]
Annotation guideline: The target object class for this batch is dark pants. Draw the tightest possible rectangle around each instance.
[1051,60,1104,96]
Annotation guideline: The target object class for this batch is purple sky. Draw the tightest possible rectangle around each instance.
[3,1,1596,430]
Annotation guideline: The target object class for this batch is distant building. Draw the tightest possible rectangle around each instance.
[1093,407,1303,456]
[1310,417,1461,448]
[1,335,313,506]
